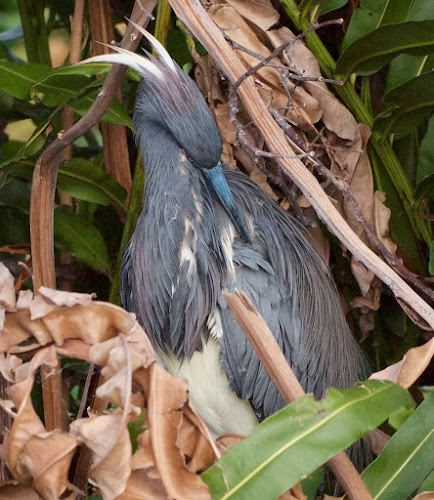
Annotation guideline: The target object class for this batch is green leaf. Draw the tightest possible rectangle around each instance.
[388,406,414,430]
[201,381,414,500]
[0,62,51,100]
[429,241,434,276]
[373,72,434,136]
[57,159,127,208]
[300,469,323,500]
[385,53,434,93]
[418,470,434,492]
[0,177,30,212]
[336,21,434,77]
[362,390,434,500]
[341,0,413,54]
[128,409,147,454]
[416,114,434,185]
[32,73,91,106]
[54,206,112,276]
[319,0,349,16]
[31,74,132,127]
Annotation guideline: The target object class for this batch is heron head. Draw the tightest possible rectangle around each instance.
[78,21,222,170]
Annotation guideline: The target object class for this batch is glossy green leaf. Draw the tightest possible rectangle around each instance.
[54,207,112,276]
[31,75,132,127]
[319,0,349,16]
[336,21,434,77]
[341,0,413,54]
[201,381,414,500]
[69,88,132,127]
[362,390,434,500]
[388,407,414,430]
[373,72,434,136]
[385,53,434,92]
[0,62,50,99]
[57,159,127,208]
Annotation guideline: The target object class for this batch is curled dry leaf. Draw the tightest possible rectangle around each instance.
[5,346,78,499]
[30,287,95,320]
[0,482,43,499]
[0,264,221,499]
[413,493,434,500]
[225,0,279,31]
[133,364,214,499]
[267,26,359,141]
[71,410,131,500]
[369,337,434,389]
[0,263,15,311]
[0,262,16,331]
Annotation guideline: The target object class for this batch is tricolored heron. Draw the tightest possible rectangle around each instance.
[83,25,368,438]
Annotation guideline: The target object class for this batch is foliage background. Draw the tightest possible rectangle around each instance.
[0,0,433,498]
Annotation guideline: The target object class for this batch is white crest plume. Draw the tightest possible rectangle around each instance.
[75,19,176,80]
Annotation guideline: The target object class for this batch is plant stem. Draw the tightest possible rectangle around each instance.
[154,0,172,45]
[17,0,51,66]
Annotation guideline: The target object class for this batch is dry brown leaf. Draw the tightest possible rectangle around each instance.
[366,428,390,455]
[70,410,132,500]
[374,191,400,258]
[0,354,22,383]
[118,430,167,499]
[29,287,95,320]
[210,5,320,127]
[5,346,76,499]
[0,263,16,311]
[210,5,280,86]
[216,433,244,454]
[413,492,434,500]
[369,337,434,388]
[23,432,77,500]
[116,469,167,500]
[225,0,279,31]
[0,482,43,499]
[267,27,358,141]
[16,289,33,310]
[146,364,212,499]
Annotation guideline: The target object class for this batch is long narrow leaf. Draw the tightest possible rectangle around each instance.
[361,391,434,500]
[201,381,414,500]
[336,20,434,77]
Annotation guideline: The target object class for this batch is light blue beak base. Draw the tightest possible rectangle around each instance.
[203,162,251,243]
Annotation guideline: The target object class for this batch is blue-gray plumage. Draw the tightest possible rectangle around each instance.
[85,26,369,436]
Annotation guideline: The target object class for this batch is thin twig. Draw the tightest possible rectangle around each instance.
[222,19,344,89]
[228,86,311,225]
[76,362,94,420]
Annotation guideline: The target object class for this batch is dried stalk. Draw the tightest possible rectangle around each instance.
[224,290,373,500]
[89,0,132,200]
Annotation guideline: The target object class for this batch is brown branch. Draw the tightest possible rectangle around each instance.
[89,0,132,202]
[224,291,373,500]
[168,0,434,331]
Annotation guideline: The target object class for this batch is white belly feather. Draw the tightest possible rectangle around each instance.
[158,329,258,438]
